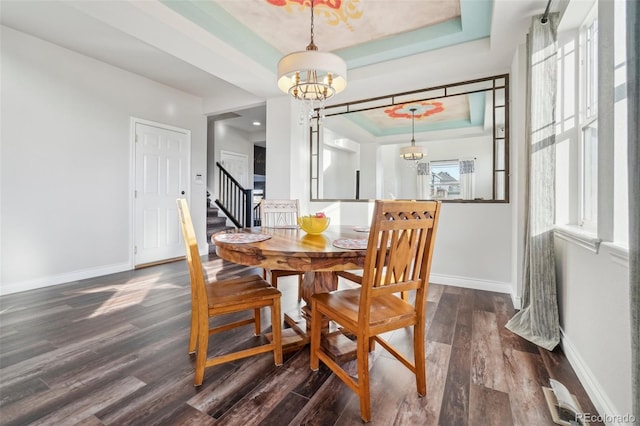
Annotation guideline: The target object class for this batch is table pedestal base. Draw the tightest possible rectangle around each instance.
[265,328,307,352]
[268,272,358,362]
[283,306,308,337]
[320,331,358,364]
[282,309,357,363]
[278,270,357,362]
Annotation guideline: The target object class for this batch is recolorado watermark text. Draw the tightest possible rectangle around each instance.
[576,413,636,424]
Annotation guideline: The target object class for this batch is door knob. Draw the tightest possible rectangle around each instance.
[181,191,186,195]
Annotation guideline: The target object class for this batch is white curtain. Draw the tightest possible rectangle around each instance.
[626,0,639,418]
[505,13,560,351]
[459,159,475,200]
[416,162,431,199]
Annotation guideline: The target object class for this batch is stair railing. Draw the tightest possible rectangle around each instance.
[253,202,261,226]
[215,162,252,228]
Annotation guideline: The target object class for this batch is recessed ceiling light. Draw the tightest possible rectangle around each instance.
[252,121,261,126]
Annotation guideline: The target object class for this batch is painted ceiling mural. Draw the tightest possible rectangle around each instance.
[384,101,447,120]
[218,0,461,53]
[344,93,486,137]
[161,0,490,68]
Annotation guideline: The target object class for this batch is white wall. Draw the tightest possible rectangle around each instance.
[358,143,380,200]
[0,26,207,294]
[322,146,359,199]
[554,239,632,421]
[265,97,307,202]
[429,203,512,289]
[212,121,255,193]
[380,145,399,199]
[321,128,361,200]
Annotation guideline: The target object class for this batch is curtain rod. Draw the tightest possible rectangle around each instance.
[540,0,553,24]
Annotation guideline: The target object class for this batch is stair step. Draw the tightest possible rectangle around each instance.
[207,216,227,226]
[207,207,220,217]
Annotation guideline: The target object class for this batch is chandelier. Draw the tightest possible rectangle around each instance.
[400,107,427,161]
[277,1,347,120]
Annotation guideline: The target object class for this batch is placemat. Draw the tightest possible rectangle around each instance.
[214,233,272,244]
[332,238,368,250]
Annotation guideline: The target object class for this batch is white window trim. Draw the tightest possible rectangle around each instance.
[554,224,601,253]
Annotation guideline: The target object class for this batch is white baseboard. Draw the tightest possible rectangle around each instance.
[0,262,132,296]
[429,273,513,295]
[560,328,628,426]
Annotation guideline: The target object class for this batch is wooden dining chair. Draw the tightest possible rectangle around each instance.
[259,199,304,302]
[176,198,283,386]
[309,200,441,422]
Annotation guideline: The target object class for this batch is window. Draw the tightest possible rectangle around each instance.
[579,13,598,230]
[580,121,598,227]
[555,0,629,249]
[430,160,461,200]
[555,37,576,226]
[584,18,598,119]
[556,6,599,231]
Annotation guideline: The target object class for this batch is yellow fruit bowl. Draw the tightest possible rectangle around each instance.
[298,216,330,235]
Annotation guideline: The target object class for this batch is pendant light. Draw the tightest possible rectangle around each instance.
[400,108,427,161]
[277,1,347,121]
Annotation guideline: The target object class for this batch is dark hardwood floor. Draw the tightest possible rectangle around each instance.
[0,254,601,425]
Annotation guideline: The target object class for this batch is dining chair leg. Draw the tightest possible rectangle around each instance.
[309,300,321,371]
[357,335,371,422]
[414,323,427,396]
[194,322,209,386]
[271,299,283,366]
[254,308,261,335]
[188,311,198,354]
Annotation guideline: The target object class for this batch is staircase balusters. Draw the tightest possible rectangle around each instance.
[215,162,253,228]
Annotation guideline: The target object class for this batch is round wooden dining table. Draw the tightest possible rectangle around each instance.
[213,225,369,358]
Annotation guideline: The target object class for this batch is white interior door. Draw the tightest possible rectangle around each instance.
[220,150,249,187]
[134,120,190,266]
